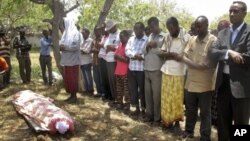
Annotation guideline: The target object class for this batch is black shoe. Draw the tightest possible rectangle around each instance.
[64,96,77,103]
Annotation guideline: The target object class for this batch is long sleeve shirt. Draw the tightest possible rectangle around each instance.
[80,37,93,65]
[125,35,148,71]
[104,31,120,62]
[40,36,52,56]
[144,31,165,71]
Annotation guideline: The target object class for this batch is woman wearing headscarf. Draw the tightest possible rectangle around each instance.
[59,17,82,103]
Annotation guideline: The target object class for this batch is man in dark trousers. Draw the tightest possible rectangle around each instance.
[40,30,53,86]
[13,28,32,84]
[209,1,250,141]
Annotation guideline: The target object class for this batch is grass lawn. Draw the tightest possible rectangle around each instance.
[0,51,218,141]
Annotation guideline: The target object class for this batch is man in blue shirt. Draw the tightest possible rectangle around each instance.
[40,29,53,85]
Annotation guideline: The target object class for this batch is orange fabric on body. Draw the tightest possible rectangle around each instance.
[0,57,8,71]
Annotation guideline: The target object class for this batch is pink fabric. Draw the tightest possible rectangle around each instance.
[12,90,74,134]
[64,65,79,93]
[114,43,128,76]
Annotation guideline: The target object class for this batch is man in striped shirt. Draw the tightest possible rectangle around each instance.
[125,22,148,114]
[0,27,11,85]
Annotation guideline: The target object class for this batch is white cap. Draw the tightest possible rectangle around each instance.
[55,121,69,134]
[105,20,117,31]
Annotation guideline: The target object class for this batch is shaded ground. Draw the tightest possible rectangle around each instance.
[0,81,218,141]
[0,52,218,141]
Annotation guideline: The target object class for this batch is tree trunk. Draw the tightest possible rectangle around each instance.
[96,0,115,27]
[30,0,114,74]
[50,0,65,74]
[30,0,79,75]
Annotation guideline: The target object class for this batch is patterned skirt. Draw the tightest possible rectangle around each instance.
[161,73,184,126]
[63,65,79,94]
[116,75,130,104]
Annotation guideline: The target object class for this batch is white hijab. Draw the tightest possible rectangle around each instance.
[59,17,80,47]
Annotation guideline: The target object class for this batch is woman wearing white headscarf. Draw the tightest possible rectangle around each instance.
[59,17,82,103]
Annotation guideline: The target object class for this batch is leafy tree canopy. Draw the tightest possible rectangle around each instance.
[78,0,194,33]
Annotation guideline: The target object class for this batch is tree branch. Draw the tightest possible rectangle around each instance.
[43,19,53,24]
[29,0,45,4]
[64,1,80,14]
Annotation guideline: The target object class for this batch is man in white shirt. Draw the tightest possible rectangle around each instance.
[104,20,120,101]
[160,17,190,130]
[126,22,148,115]
[80,28,94,95]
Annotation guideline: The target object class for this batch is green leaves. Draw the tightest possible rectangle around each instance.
[0,0,52,31]
[77,0,194,32]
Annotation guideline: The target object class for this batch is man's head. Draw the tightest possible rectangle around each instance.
[217,20,230,32]
[19,28,26,38]
[82,28,90,40]
[229,1,247,26]
[194,16,209,39]
[134,22,145,38]
[105,20,117,34]
[189,21,197,36]
[148,17,160,34]
[119,30,130,44]
[0,27,6,37]
[166,17,180,38]
[94,26,102,38]
[42,30,49,38]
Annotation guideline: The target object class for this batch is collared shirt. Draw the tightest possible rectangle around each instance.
[104,31,120,62]
[40,36,52,56]
[115,43,128,75]
[223,22,245,74]
[184,33,217,93]
[13,37,31,57]
[144,31,165,71]
[98,35,108,60]
[125,35,148,71]
[161,28,190,76]
[80,37,93,65]
[230,22,245,44]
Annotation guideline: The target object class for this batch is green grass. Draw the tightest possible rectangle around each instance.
[10,49,59,83]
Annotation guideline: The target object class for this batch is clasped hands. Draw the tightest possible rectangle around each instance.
[228,50,244,64]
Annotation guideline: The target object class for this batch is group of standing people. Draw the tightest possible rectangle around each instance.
[0,24,54,88]
[0,26,32,87]
[0,1,249,141]
[59,1,250,141]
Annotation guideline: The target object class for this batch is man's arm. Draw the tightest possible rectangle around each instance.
[238,31,250,66]
[13,37,20,49]
[81,39,93,54]
[208,31,229,64]
[40,38,50,48]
